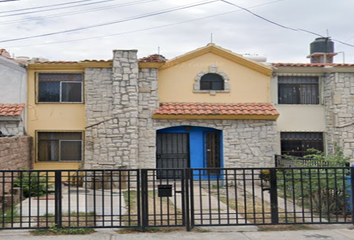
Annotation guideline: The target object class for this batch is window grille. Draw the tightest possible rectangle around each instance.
[278,76,319,104]
[281,132,323,157]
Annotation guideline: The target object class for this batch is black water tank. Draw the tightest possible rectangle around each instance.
[310,37,334,54]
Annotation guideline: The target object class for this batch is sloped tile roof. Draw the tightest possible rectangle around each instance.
[0,104,25,117]
[272,63,354,67]
[154,102,279,116]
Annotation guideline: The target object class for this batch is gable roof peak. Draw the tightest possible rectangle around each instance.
[160,44,272,76]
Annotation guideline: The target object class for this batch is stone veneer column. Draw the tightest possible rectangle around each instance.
[85,50,139,169]
[137,68,159,168]
[324,72,354,162]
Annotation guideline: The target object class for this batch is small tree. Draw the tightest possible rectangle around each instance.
[14,172,48,198]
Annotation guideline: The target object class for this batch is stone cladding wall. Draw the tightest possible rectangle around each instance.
[324,72,354,162]
[85,50,139,169]
[138,119,278,168]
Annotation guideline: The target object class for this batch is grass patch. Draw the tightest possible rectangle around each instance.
[192,227,212,233]
[209,188,298,224]
[31,226,95,235]
[34,212,97,228]
[118,227,185,234]
[257,224,314,231]
[0,207,20,228]
[122,190,182,226]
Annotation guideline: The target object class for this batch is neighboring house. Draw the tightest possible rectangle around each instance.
[26,39,354,172]
[0,49,27,136]
[272,37,354,160]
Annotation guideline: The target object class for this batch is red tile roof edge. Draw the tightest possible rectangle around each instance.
[272,63,354,67]
[0,104,25,117]
[153,102,279,116]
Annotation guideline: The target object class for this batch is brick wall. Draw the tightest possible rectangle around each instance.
[0,136,33,170]
[0,136,32,206]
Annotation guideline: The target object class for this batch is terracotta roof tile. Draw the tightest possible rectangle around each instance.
[272,63,354,67]
[139,54,167,63]
[0,104,25,117]
[154,103,279,116]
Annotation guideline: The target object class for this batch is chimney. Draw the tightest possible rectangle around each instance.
[307,37,337,63]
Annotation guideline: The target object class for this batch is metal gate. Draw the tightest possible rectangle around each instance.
[156,133,190,179]
[141,169,189,230]
[1,167,353,231]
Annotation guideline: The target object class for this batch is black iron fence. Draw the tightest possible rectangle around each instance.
[0,169,140,229]
[0,167,353,231]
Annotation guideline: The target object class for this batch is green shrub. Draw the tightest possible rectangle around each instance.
[277,146,350,216]
[14,172,48,198]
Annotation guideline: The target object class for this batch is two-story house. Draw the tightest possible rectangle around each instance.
[27,39,354,172]
[27,44,279,172]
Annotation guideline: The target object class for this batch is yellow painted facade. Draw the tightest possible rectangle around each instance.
[27,65,86,170]
[159,48,272,104]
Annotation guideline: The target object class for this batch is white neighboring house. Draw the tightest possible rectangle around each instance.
[0,49,27,136]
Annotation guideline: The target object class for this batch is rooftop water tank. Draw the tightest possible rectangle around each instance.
[310,37,334,54]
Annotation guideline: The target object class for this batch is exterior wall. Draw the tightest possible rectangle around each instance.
[271,72,327,154]
[0,136,32,206]
[0,136,32,170]
[85,50,140,169]
[138,119,278,168]
[159,52,270,103]
[275,105,326,132]
[0,57,27,135]
[324,72,354,162]
[0,57,27,104]
[27,69,85,170]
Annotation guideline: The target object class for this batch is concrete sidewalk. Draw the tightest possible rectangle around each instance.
[0,226,353,240]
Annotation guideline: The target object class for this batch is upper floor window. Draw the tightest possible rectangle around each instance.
[200,73,224,90]
[38,132,83,161]
[193,65,230,94]
[38,73,83,103]
[278,76,319,104]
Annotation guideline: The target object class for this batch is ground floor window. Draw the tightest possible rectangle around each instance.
[38,132,83,161]
[281,132,323,157]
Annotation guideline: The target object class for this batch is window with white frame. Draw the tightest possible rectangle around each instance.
[38,132,82,161]
[278,76,319,104]
[38,73,83,103]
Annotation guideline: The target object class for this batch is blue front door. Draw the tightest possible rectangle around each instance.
[156,126,223,178]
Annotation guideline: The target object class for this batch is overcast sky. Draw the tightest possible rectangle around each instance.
[1,0,353,63]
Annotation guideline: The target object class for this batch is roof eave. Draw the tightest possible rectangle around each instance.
[153,114,279,120]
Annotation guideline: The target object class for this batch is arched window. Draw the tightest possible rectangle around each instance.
[193,65,230,94]
[200,73,224,90]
